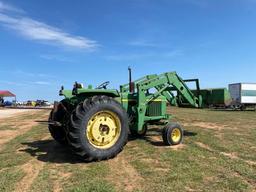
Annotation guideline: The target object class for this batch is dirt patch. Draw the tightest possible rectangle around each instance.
[146,135,186,150]
[195,143,256,166]
[15,159,44,192]
[220,152,256,166]
[0,109,38,119]
[1,112,55,191]
[220,152,239,159]
[0,130,19,145]
[14,135,63,192]
[0,123,36,146]
[52,171,72,192]
[140,158,169,173]
[107,155,144,192]
[184,122,229,130]
[0,110,49,124]
[214,132,225,139]
[53,182,62,192]
[0,111,49,149]
[233,171,255,187]
[203,176,215,182]
[245,160,256,166]
[184,186,197,192]
[195,142,214,152]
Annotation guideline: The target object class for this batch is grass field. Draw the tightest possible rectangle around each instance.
[0,107,255,192]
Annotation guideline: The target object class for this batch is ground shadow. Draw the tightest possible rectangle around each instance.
[128,127,162,141]
[129,129,197,147]
[21,129,198,163]
[144,136,166,147]
[184,130,197,137]
[209,108,256,112]
[21,140,84,164]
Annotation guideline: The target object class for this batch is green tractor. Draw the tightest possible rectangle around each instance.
[48,69,202,161]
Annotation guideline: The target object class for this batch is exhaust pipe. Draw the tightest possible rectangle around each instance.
[128,67,135,93]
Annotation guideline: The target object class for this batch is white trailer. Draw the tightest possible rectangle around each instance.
[229,83,256,110]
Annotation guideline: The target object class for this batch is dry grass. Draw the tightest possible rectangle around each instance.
[0,107,255,192]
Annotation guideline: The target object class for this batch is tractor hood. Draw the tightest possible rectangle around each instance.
[60,88,120,99]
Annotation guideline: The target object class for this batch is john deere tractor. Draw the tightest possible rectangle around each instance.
[48,69,202,161]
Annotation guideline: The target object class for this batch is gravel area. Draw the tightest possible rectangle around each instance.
[0,108,35,119]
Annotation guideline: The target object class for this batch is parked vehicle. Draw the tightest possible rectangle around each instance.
[26,100,36,107]
[3,101,12,106]
[229,83,256,110]
[35,100,51,107]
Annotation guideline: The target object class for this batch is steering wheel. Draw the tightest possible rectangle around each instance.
[96,81,110,89]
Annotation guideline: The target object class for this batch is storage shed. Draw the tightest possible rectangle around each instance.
[0,90,16,105]
[0,90,16,98]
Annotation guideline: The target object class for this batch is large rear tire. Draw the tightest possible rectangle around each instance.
[68,95,129,162]
[48,102,69,145]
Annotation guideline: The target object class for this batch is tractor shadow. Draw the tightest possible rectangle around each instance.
[20,140,84,164]
[21,128,197,163]
[130,127,197,147]
[209,109,256,112]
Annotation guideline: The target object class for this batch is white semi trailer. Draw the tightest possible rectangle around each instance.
[229,83,256,110]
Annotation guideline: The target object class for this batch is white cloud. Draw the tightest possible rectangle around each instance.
[128,40,159,48]
[0,1,24,13]
[39,54,74,63]
[106,53,153,61]
[106,50,183,61]
[0,80,54,87]
[33,81,50,85]
[0,80,27,86]
[0,2,99,50]
[164,50,183,57]
[12,70,54,78]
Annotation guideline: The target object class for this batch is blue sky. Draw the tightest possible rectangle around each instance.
[0,0,256,101]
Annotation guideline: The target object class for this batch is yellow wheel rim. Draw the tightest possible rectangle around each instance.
[171,128,181,143]
[86,110,121,149]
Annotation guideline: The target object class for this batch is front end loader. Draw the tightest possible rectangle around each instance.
[48,69,202,161]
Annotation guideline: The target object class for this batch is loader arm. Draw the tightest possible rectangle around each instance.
[141,72,201,107]
[120,74,178,105]
[134,72,202,131]
[145,74,176,106]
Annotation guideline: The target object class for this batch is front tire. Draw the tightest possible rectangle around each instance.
[162,123,183,146]
[68,95,129,162]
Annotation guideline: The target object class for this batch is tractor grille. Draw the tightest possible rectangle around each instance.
[146,101,165,116]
